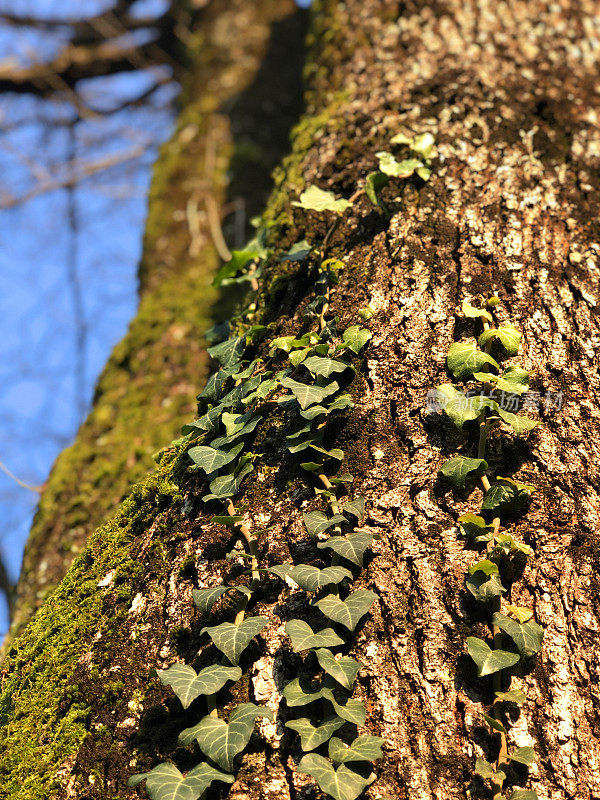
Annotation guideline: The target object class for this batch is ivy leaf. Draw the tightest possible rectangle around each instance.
[365,170,389,206]
[278,240,312,261]
[482,478,534,513]
[329,736,384,764]
[188,443,243,474]
[317,531,373,566]
[298,753,374,800]
[269,335,296,355]
[179,704,273,771]
[282,678,331,707]
[494,533,533,556]
[280,376,339,409]
[431,384,497,428]
[158,664,242,709]
[343,497,365,522]
[200,617,267,664]
[468,559,498,576]
[497,408,539,434]
[376,151,425,178]
[467,636,520,676]
[411,132,436,159]
[327,695,366,726]
[462,300,492,322]
[474,757,506,784]
[457,512,495,542]
[438,456,488,489]
[285,716,345,751]
[128,762,233,800]
[465,572,506,603]
[219,410,261,441]
[476,366,530,396]
[315,648,361,691]
[509,747,536,766]
[213,250,259,288]
[210,514,244,526]
[282,680,365,724]
[303,510,348,537]
[479,326,521,356]
[315,590,377,631]
[483,713,507,734]
[288,564,353,591]
[303,356,351,378]
[505,604,533,623]
[207,336,246,368]
[447,342,500,380]
[285,619,345,652]
[268,563,292,581]
[508,791,539,800]
[495,689,527,704]
[192,586,231,613]
[492,613,544,657]
[342,325,372,353]
[203,463,254,501]
[292,186,351,213]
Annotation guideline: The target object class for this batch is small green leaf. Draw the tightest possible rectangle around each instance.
[207,336,247,368]
[492,613,544,658]
[288,564,353,591]
[128,762,234,800]
[477,365,530,395]
[497,408,539,434]
[200,617,267,664]
[213,250,259,288]
[179,703,273,771]
[495,689,527,704]
[411,132,436,158]
[343,497,365,522]
[278,240,312,261]
[342,325,372,353]
[482,477,534,513]
[303,356,351,378]
[188,443,243,474]
[298,753,374,800]
[474,757,506,783]
[365,170,389,205]
[303,510,347,537]
[439,456,488,489]
[494,533,532,555]
[479,326,521,356]
[268,563,292,581]
[376,151,425,178]
[483,713,508,734]
[468,559,499,576]
[192,586,231,613]
[457,512,495,542]
[285,716,345,751]
[467,637,520,676]
[509,747,536,766]
[329,735,384,763]
[292,186,351,213]
[447,342,500,380]
[508,791,539,800]
[317,531,373,566]
[315,590,377,631]
[203,463,254,501]
[280,377,340,409]
[505,604,533,623]
[462,300,493,322]
[282,678,330,707]
[315,648,361,691]
[465,572,506,603]
[285,619,345,652]
[158,664,242,709]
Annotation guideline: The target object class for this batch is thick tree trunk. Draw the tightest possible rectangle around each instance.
[1,2,599,800]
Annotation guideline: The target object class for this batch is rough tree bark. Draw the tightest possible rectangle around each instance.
[1,1,599,800]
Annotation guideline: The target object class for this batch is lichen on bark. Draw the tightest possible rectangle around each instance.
[2,1,600,799]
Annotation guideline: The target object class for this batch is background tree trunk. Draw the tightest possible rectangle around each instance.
[1,1,599,799]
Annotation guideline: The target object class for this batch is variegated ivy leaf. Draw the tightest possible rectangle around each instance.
[467,636,520,676]
[288,564,353,591]
[509,747,536,766]
[303,356,351,378]
[285,716,345,751]
[298,753,374,800]
[315,590,378,631]
[128,762,234,800]
[188,442,243,474]
[495,689,527,704]
[492,613,544,657]
[179,703,272,771]
[508,791,539,800]
[457,512,495,542]
[342,325,372,354]
[329,735,384,764]
[207,335,247,368]
[438,456,488,489]
[315,648,361,691]
[343,497,365,522]
[158,664,242,709]
[292,185,352,213]
[447,342,500,380]
[303,510,348,537]
[280,376,340,409]
[200,617,267,664]
[462,300,493,322]
[317,531,373,566]
[474,757,506,784]
[465,571,506,603]
[285,619,345,652]
[478,326,521,357]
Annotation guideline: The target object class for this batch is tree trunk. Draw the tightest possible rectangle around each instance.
[1,1,599,800]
